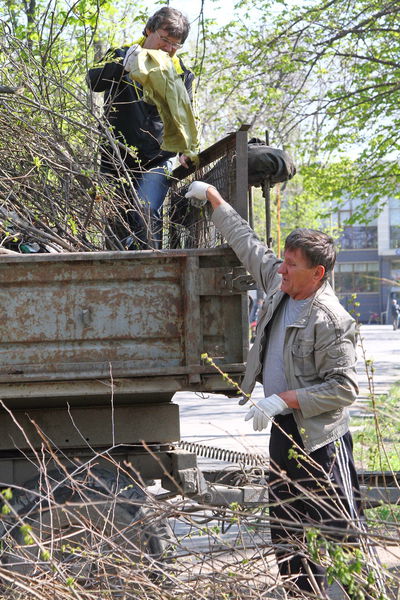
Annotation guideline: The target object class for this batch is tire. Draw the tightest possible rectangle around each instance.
[0,465,173,580]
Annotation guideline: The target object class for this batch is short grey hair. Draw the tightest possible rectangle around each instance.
[144,7,190,43]
[284,228,336,282]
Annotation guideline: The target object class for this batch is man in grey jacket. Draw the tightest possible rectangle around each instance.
[185,182,377,598]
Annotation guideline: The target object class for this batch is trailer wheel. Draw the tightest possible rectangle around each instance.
[0,465,173,580]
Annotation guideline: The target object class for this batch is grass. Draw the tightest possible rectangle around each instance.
[353,383,400,473]
[352,383,400,533]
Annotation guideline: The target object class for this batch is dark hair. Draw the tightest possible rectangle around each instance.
[144,7,190,43]
[284,228,336,282]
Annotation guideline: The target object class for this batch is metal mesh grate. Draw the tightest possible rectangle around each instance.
[163,132,241,249]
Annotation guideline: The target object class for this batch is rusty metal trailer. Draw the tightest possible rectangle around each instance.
[0,127,268,574]
[0,127,253,490]
[0,246,251,486]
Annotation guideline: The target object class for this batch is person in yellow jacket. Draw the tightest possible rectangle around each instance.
[88,7,197,249]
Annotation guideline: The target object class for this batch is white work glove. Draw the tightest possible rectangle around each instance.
[184,181,213,208]
[123,44,141,72]
[245,394,289,431]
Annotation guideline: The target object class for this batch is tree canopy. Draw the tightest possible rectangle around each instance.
[198,0,400,219]
[0,0,398,250]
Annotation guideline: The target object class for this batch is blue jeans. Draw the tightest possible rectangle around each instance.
[134,159,173,248]
[102,156,173,250]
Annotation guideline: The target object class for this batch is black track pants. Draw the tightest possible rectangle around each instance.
[269,413,364,596]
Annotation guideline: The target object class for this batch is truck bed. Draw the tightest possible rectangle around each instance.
[0,247,248,407]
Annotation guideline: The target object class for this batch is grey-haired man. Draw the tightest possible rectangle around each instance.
[185,182,381,599]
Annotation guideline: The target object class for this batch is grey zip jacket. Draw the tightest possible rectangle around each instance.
[212,203,359,453]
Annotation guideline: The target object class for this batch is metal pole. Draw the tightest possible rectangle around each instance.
[276,183,281,257]
[248,187,254,230]
[233,124,250,221]
[263,179,272,248]
[264,130,272,247]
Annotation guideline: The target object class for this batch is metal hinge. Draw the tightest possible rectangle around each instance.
[222,268,256,292]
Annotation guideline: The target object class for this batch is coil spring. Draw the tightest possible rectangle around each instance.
[178,440,267,467]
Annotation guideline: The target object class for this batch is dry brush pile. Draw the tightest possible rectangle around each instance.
[0,26,196,254]
[0,415,398,600]
[0,22,236,255]
[0,27,113,252]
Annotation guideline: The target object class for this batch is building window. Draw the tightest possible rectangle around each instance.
[389,198,400,249]
[339,225,378,249]
[335,262,379,293]
[391,261,400,283]
[336,201,377,249]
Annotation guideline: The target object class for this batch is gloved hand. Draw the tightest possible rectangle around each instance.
[245,394,289,431]
[184,181,213,207]
[123,44,141,72]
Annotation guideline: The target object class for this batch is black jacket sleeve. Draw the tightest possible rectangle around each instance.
[179,57,194,102]
[87,48,127,93]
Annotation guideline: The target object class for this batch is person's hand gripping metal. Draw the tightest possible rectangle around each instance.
[185,181,214,207]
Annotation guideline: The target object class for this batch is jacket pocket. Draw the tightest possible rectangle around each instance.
[325,343,355,367]
[291,341,316,377]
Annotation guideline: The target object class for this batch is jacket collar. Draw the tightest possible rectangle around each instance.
[275,280,332,328]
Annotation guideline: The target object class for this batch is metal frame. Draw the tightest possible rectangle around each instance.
[170,124,250,219]
[0,128,253,505]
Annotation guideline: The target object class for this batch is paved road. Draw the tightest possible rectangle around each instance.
[355,324,400,398]
[174,324,400,464]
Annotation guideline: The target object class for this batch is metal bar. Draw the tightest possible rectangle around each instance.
[232,124,250,220]
[144,201,154,250]
[263,179,272,248]
[264,129,272,248]
[248,188,254,229]
[0,246,251,267]
[0,362,247,386]
[171,130,241,182]
[276,183,281,257]
[0,403,180,451]
[182,255,202,383]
